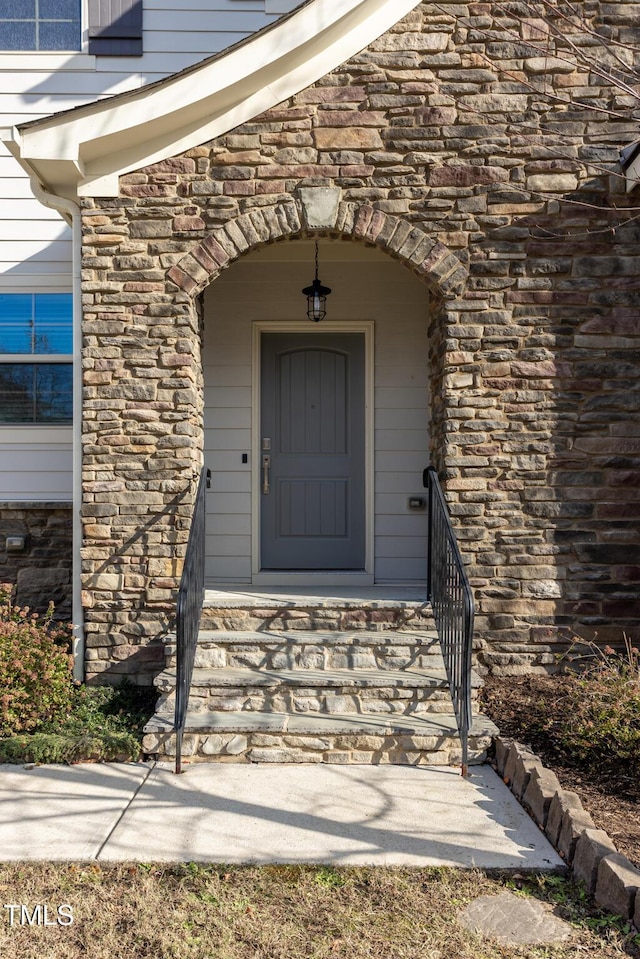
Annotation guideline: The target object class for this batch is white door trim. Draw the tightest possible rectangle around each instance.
[251,320,375,586]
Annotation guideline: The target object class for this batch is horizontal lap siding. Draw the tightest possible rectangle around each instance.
[0,3,275,278]
[375,312,429,582]
[0,429,73,500]
[0,2,274,501]
[203,297,253,583]
[202,242,429,585]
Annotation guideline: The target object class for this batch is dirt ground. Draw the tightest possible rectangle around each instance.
[480,673,640,869]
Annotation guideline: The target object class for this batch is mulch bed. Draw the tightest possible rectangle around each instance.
[480,673,640,869]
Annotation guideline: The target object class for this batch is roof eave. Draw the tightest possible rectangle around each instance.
[3,0,423,201]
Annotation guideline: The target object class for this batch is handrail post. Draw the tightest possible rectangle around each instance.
[174,467,207,774]
[423,465,474,777]
[424,466,433,603]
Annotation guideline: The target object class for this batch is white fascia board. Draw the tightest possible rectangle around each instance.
[5,0,422,199]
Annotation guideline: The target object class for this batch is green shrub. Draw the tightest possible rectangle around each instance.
[39,681,157,740]
[0,731,139,764]
[0,583,74,736]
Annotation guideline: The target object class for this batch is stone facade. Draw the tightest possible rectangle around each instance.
[80,1,640,681]
[0,504,72,618]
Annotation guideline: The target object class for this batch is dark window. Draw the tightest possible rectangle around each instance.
[0,293,73,424]
[0,0,81,50]
[0,363,73,423]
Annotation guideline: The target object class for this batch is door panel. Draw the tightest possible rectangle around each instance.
[278,479,347,537]
[261,332,365,569]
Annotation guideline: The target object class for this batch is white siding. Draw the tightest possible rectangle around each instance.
[0,2,278,277]
[203,291,253,583]
[0,427,73,500]
[0,0,280,500]
[203,241,430,585]
[265,0,301,11]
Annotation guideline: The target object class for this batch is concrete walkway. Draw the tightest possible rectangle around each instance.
[0,762,563,868]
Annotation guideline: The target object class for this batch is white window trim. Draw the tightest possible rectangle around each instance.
[4,353,73,363]
[0,426,72,440]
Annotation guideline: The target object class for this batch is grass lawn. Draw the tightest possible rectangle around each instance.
[0,864,638,959]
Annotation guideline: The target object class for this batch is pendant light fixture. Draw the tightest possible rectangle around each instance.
[302,239,331,322]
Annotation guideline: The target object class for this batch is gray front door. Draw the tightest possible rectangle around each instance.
[260,332,365,570]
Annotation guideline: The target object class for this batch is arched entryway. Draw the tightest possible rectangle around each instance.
[202,237,433,586]
[166,198,468,589]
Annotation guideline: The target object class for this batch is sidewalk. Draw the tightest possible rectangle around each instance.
[0,761,563,868]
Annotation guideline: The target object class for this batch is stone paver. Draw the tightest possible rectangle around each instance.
[458,891,572,945]
[573,828,617,894]
[595,853,640,919]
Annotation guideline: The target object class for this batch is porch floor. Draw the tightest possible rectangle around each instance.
[203,584,427,608]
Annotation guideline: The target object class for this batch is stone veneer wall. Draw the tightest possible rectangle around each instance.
[80,0,640,682]
[0,504,72,619]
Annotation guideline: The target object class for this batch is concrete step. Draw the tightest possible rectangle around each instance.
[142,709,498,766]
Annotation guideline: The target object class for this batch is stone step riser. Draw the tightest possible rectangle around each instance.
[166,646,442,671]
[143,729,493,766]
[146,598,488,768]
[155,685,468,717]
[200,607,434,634]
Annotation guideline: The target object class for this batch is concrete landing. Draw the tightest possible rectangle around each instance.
[0,762,563,868]
[203,585,427,607]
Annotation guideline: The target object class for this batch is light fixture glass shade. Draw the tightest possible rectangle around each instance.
[302,277,331,322]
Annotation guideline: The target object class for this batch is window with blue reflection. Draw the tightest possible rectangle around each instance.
[0,293,73,423]
[0,294,32,354]
[0,0,80,51]
[34,293,73,353]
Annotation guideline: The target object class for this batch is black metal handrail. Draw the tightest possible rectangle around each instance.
[424,465,474,777]
[174,467,207,774]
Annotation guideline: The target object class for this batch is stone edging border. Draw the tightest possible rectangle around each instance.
[493,736,640,930]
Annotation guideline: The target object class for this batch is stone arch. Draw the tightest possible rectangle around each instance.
[166,199,468,299]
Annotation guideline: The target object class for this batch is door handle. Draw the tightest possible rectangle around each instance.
[262,454,271,494]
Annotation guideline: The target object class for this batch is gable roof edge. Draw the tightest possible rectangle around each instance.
[3,0,423,200]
